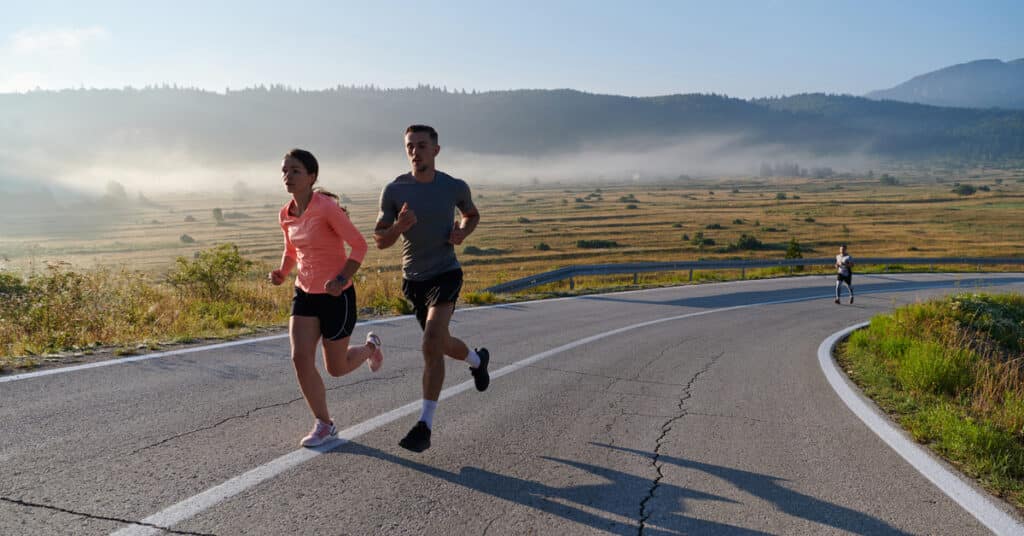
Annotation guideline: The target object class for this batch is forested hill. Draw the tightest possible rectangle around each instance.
[2,85,1023,164]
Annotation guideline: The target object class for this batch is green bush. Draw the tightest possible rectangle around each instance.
[733,234,762,250]
[535,242,551,251]
[166,243,252,300]
[952,184,977,195]
[576,239,619,249]
[691,232,714,247]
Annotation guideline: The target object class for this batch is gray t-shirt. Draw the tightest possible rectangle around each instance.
[377,171,476,281]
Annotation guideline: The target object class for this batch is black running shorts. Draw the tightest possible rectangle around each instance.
[402,269,463,330]
[291,285,358,341]
[837,273,852,285]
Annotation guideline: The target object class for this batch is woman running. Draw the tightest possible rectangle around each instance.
[269,148,383,447]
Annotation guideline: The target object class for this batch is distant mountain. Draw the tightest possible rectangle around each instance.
[866,59,1024,110]
[1,86,1022,182]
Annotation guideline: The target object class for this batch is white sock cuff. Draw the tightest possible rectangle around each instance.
[420,399,438,428]
[466,349,481,368]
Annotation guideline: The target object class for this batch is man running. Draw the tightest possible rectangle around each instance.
[835,244,854,304]
[374,124,490,453]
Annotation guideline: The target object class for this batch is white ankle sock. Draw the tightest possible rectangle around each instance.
[465,349,481,368]
[419,399,437,429]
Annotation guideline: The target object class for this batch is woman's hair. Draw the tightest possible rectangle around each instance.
[284,148,346,212]
[284,148,318,178]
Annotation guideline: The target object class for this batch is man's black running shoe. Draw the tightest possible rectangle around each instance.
[399,421,431,452]
[471,348,490,392]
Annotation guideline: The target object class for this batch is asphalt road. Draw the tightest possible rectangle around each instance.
[3,273,1024,535]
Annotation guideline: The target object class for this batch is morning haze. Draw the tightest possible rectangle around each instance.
[2,86,1022,199]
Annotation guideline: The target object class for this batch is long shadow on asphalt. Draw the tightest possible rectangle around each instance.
[329,441,909,535]
[576,276,1024,310]
[594,443,913,535]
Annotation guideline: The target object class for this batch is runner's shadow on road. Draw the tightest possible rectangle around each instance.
[576,276,1024,310]
[330,441,770,535]
[592,443,914,536]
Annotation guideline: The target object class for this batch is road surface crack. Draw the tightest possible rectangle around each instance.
[0,497,214,535]
[130,373,404,454]
[637,351,723,535]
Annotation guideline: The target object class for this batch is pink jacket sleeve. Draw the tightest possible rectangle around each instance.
[325,204,368,263]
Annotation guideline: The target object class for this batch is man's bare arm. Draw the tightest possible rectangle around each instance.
[374,220,401,249]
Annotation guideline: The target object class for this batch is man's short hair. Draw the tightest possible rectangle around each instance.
[405,124,438,143]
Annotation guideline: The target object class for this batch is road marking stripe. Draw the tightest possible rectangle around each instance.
[112,278,1011,534]
[0,273,987,384]
[818,324,1024,535]
[110,296,822,535]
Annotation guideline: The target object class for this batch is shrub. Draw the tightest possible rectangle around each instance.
[576,239,619,249]
[705,223,723,230]
[180,234,195,244]
[166,243,252,300]
[785,238,804,271]
[184,215,197,222]
[691,232,714,247]
[776,192,787,200]
[212,207,224,224]
[732,219,744,225]
[535,242,551,251]
[952,184,977,196]
[625,204,638,209]
[733,234,762,250]
[517,216,531,223]
[804,217,815,222]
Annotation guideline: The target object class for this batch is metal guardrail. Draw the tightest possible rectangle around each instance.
[483,257,1024,294]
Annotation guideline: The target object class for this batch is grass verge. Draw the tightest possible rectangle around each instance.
[835,292,1024,511]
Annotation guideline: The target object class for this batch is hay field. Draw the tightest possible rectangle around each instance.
[3,169,1023,293]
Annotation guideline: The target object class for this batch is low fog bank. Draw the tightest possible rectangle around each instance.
[1,135,880,203]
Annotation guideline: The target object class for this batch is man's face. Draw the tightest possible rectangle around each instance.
[405,131,439,172]
[839,246,847,255]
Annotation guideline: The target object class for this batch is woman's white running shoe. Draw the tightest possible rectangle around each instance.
[366,332,383,372]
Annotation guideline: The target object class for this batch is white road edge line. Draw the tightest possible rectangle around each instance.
[109,296,815,536]
[1,272,983,384]
[0,318,400,384]
[108,279,1019,534]
[818,324,1024,536]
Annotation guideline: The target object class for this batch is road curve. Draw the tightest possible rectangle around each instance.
[2,273,1023,535]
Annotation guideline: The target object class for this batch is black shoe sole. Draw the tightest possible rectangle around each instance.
[399,438,430,452]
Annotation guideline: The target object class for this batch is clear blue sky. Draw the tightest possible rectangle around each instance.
[2,0,1021,98]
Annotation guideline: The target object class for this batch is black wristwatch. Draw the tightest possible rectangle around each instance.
[334,274,347,285]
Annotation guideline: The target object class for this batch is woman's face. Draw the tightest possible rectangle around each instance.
[282,156,315,194]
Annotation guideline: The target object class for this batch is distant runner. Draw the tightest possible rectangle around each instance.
[270,148,384,447]
[374,125,489,453]
[835,244,854,304]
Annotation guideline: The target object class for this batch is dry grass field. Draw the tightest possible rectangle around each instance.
[4,168,1023,291]
[3,167,1024,365]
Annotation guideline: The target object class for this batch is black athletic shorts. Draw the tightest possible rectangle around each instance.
[402,269,463,330]
[837,273,852,285]
[291,285,358,341]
